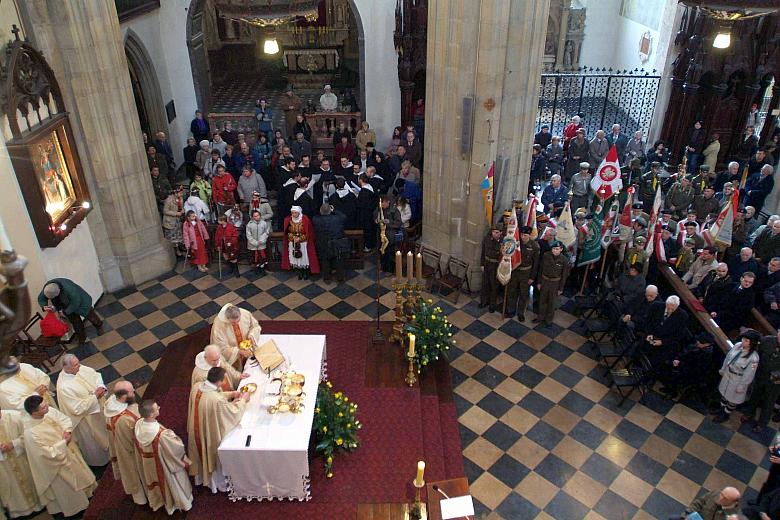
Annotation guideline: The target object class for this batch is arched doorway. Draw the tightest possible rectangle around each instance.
[124,31,169,140]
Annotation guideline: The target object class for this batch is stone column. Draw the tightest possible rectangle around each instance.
[21,0,174,291]
[422,0,550,282]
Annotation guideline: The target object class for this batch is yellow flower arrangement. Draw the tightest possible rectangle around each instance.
[313,382,361,477]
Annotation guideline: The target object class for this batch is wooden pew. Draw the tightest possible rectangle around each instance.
[750,308,776,336]
[265,229,365,270]
[658,265,733,354]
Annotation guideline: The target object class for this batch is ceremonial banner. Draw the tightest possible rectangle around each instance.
[481,163,494,225]
[600,197,620,248]
[618,187,635,242]
[644,184,663,257]
[497,216,521,286]
[653,222,666,262]
[708,189,738,248]
[739,165,750,189]
[578,205,605,267]
[590,144,622,199]
[556,201,577,248]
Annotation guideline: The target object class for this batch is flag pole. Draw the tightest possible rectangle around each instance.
[502,285,508,316]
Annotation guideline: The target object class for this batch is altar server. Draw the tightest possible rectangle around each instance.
[187,367,249,492]
[55,353,110,466]
[0,356,56,411]
[0,408,41,518]
[103,381,146,505]
[210,303,260,368]
[22,395,96,518]
[135,399,193,515]
[191,344,247,389]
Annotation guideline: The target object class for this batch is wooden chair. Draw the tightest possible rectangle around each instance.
[13,312,67,372]
[419,246,442,290]
[400,222,422,255]
[434,257,471,304]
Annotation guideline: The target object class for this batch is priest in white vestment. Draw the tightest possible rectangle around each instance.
[56,353,110,466]
[103,381,146,505]
[191,344,247,389]
[210,304,260,368]
[22,395,97,518]
[319,84,338,111]
[135,399,193,515]
[187,367,249,492]
[0,409,42,518]
[0,356,56,411]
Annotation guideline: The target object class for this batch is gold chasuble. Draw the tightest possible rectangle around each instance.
[0,410,41,518]
[0,363,57,411]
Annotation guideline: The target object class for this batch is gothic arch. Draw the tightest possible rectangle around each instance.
[124,29,169,139]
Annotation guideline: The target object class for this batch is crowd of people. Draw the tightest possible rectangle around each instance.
[147,85,423,282]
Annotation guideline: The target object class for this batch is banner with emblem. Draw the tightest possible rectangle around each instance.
[578,204,605,266]
[524,196,538,239]
[644,184,664,257]
[497,216,521,286]
[590,145,622,199]
[600,197,620,248]
[555,201,577,248]
[708,188,738,248]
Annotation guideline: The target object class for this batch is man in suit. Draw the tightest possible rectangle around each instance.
[746,164,776,213]
[606,123,628,160]
[645,295,689,369]
[589,129,609,167]
[709,272,756,332]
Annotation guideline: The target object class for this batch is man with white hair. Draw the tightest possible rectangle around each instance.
[589,129,609,166]
[103,381,146,505]
[55,353,110,466]
[210,304,260,368]
[674,486,741,520]
[541,174,568,212]
[645,295,689,365]
[37,278,103,345]
[624,130,645,165]
[607,123,628,159]
[728,247,759,282]
[0,355,56,411]
[753,219,780,264]
[319,84,338,112]
[715,160,741,192]
[746,163,776,213]
[191,344,247,389]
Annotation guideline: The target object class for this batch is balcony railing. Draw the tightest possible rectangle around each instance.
[115,0,160,23]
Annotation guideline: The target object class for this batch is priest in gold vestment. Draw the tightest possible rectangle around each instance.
[0,408,41,518]
[103,381,146,505]
[191,344,247,389]
[55,354,110,466]
[187,367,249,492]
[0,356,56,411]
[210,304,260,367]
[22,395,97,518]
[135,399,193,514]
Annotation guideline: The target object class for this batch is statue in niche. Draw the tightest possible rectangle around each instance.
[563,40,574,69]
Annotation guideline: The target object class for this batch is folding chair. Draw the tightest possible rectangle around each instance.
[419,246,442,290]
[584,299,623,345]
[609,353,653,406]
[434,257,471,304]
[13,312,66,372]
[595,320,637,374]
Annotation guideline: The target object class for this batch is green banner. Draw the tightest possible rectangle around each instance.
[577,207,604,267]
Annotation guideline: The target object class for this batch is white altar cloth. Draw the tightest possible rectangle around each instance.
[218,334,326,501]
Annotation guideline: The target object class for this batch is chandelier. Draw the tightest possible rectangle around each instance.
[214,0,320,27]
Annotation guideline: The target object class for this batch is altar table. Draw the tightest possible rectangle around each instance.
[218,334,327,501]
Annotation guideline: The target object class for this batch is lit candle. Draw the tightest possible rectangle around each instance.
[407,251,413,282]
[416,252,423,282]
[395,250,402,280]
[408,333,415,358]
[0,216,11,252]
[415,460,425,484]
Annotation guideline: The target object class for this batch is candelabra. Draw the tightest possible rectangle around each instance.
[0,249,30,375]
[404,354,417,387]
[410,475,427,519]
[391,280,407,343]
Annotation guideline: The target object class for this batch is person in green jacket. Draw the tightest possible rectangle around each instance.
[37,278,103,344]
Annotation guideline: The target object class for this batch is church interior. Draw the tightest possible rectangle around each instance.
[1,0,780,519]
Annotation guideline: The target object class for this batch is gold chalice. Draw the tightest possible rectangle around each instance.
[240,383,257,394]
[285,384,304,397]
[289,373,305,385]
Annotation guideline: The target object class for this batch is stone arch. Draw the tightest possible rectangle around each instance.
[124,29,169,139]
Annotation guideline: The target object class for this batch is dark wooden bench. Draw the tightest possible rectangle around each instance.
[265,229,365,271]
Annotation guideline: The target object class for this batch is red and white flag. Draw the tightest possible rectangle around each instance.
[653,222,667,263]
[524,197,538,239]
[591,145,622,199]
[708,188,739,248]
[644,184,663,257]
[497,217,522,286]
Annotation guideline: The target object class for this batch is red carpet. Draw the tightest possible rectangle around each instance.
[84,321,464,519]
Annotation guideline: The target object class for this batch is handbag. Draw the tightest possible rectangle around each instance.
[40,310,69,338]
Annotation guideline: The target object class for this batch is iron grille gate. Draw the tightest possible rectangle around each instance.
[537,67,661,139]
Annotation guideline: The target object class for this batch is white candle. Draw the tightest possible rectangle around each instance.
[416,460,425,484]
[0,216,12,252]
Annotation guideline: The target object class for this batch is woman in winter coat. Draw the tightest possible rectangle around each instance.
[713,329,761,423]
[246,209,271,273]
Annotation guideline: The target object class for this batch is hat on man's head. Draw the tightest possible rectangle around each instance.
[519,226,533,234]
[660,209,672,215]
[651,161,661,168]
[699,164,710,172]
[550,240,563,248]
[632,202,644,210]
[43,283,60,299]
[533,144,542,151]
[536,213,549,224]
[552,202,565,209]
[579,162,590,169]
[635,235,647,244]
[574,208,587,218]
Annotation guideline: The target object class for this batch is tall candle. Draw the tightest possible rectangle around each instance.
[408,333,415,357]
[0,216,11,252]
[416,252,423,282]
[395,250,402,280]
[416,460,425,484]
[407,251,413,282]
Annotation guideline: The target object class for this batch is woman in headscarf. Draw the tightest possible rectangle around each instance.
[281,206,320,279]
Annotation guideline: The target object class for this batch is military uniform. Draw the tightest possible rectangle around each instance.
[674,244,696,275]
[624,242,649,275]
[665,181,695,220]
[505,238,541,319]
[742,334,780,430]
[480,232,502,310]
[536,249,570,326]
[640,170,661,209]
